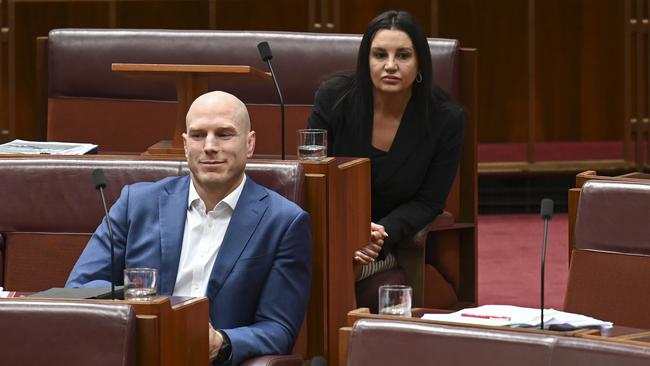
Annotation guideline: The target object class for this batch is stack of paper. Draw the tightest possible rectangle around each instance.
[422,304,613,330]
[0,139,98,155]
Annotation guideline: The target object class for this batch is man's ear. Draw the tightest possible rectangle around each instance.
[182,132,189,158]
[247,131,256,158]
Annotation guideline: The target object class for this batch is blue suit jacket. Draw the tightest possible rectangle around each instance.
[66,175,312,365]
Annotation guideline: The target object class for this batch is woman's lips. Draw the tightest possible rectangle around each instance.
[381,75,401,82]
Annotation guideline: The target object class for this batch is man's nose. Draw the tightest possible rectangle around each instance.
[203,134,219,152]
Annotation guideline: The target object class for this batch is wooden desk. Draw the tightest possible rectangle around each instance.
[578,326,650,347]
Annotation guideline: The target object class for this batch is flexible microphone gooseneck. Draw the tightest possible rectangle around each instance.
[257,41,286,160]
[92,168,118,300]
[539,198,554,329]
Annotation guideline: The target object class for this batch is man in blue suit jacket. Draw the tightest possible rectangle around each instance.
[66,91,312,365]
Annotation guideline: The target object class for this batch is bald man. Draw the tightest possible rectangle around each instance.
[67,91,312,365]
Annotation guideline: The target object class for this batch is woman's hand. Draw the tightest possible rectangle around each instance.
[370,222,388,249]
[353,222,389,265]
[353,243,383,265]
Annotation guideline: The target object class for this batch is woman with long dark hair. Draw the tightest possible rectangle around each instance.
[308,10,464,306]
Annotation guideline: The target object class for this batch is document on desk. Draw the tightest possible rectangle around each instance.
[422,304,613,330]
[0,286,15,298]
[0,139,98,155]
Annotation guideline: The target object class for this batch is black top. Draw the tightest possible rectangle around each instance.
[307,77,465,256]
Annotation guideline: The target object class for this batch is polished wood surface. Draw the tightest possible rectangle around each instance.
[302,157,371,365]
[112,63,271,78]
[440,0,625,145]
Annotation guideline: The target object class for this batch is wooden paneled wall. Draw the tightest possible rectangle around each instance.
[626,0,650,169]
[438,0,626,145]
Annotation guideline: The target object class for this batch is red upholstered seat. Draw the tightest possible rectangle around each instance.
[565,180,650,328]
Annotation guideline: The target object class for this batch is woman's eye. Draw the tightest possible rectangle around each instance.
[373,52,386,59]
[398,52,412,60]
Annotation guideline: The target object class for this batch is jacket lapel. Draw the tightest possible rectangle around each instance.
[206,177,268,299]
[158,176,190,295]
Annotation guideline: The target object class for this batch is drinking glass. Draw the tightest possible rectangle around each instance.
[124,268,158,301]
[378,285,412,317]
[296,129,327,160]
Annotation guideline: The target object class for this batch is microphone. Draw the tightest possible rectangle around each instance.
[539,198,554,329]
[257,41,286,160]
[92,168,118,300]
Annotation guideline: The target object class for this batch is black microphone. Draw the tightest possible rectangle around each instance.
[92,168,118,300]
[257,41,286,160]
[539,198,554,329]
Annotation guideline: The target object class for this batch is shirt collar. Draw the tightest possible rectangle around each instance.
[187,175,247,212]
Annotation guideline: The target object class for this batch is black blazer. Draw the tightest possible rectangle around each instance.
[308,77,465,256]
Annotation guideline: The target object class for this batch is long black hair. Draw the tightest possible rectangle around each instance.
[333,10,448,137]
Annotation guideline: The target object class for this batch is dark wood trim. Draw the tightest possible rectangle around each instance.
[527,0,536,163]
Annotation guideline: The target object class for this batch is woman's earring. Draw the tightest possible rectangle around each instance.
[416,73,423,83]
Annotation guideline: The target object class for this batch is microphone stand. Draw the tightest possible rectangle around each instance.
[257,41,286,160]
[264,59,285,160]
[540,216,549,330]
[93,169,117,300]
[539,198,553,330]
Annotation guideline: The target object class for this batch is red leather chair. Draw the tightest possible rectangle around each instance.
[565,179,650,329]
[343,318,650,366]
[0,300,137,366]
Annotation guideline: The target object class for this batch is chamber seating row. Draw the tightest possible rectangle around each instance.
[0,155,372,364]
[40,28,470,156]
[341,318,650,366]
[28,28,477,364]
[0,156,308,365]
[0,156,303,291]
[38,26,478,315]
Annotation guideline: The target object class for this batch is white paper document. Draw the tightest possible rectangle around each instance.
[422,304,613,330]
[0,139,97,155]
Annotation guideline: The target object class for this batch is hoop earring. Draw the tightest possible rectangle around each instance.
[416,73,422,83]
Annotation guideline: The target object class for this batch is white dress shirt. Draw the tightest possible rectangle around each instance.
[172,176,246,297]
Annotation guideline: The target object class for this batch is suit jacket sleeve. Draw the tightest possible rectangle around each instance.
[223,209,312,365]
[66,185,131,288]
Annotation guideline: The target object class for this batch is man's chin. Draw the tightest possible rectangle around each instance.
[196,173,225,185]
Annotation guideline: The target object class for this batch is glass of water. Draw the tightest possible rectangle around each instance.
[296,129,327,160]
[378,285,412,317]
[124,268,158,301]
